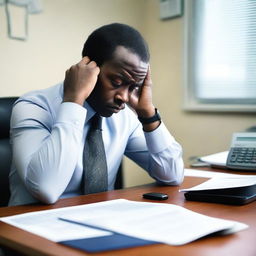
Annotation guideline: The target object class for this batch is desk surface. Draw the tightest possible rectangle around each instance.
[0,167,256,256]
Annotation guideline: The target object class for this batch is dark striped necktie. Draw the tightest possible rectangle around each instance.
[83,114,108,194]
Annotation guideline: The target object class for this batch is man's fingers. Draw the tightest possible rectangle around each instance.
[145,65,151,81]
[88,60,97,68]
[87,60,100,75]
[80,56,90,65]
[79,57,99,73]
[142,65,152,88]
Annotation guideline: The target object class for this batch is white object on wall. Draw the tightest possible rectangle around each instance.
[159,0,183,20]
[3,0,43,40]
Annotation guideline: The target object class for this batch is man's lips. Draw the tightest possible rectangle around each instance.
[108,105,125,112]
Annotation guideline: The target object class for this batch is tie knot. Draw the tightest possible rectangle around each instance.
[90,114,102,130]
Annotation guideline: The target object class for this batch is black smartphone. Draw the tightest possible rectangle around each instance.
[142,192,168,200]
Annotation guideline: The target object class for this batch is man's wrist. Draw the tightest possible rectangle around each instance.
[138,108,161,124]
[63,95,85,106]
[142,120,161,132]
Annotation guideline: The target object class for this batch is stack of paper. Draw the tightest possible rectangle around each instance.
[0,199,248,252]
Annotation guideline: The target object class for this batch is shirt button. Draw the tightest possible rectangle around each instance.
[74,120,80,125]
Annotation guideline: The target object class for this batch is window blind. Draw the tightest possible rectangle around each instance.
[184,0,256,110]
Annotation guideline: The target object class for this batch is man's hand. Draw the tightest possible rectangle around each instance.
[129,66,160,132]
[129,66,155,118]
[63,57,100,106]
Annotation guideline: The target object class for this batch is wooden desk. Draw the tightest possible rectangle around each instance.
[0,168,255,256]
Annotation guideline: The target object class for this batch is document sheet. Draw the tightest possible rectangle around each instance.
[184,168,247,178]
[0,205,112,242]
[58,199,247,245]
[180,176,256,192]
[0,199,247,246]
[199,151,228,167]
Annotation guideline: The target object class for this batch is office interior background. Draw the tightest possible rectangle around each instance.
[0,0,255,187]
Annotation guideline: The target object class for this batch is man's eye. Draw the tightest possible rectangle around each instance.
[129,85,139,92]
[111,80,122,88]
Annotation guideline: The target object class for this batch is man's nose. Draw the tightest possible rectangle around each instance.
[116,87,130,103]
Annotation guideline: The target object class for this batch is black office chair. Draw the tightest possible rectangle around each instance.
[0,97,18,207]
[114,163,123,190]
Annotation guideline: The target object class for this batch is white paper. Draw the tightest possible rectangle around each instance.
[0,205,112,242]
[184,168,239,178]
[180,176,256,192]
[199,151,229,167]
[59,199,247,246]
[0,199,248,246]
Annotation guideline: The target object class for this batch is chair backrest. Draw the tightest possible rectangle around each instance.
[0,97,18,207]
[114,162,123,190]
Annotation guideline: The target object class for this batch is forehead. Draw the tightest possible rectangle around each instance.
[103,46,148,80]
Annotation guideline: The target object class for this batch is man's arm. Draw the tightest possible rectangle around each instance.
[127,66,184,184]
[125,119,184,185]
[12,57,99,204]
[11,100,86,204]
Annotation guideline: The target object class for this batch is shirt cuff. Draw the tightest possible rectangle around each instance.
[56,102,87,130]
[144,122,177,154]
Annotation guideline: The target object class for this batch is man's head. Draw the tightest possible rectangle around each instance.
[83,23,150,117]
[82,23,150,66]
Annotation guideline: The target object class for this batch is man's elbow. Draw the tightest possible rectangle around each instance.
[25,162,61,204]
[25,179,60,204]
[160,161,184,186]
[36,189,60,204]
[160,174,184,186]
[170,174,184,186]
[172,162,185,185]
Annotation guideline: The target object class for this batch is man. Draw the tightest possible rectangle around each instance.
[9,23,184,206]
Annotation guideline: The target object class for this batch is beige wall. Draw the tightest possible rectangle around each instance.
[125,0,255,187]
[0,0,145,96]
[1,0,255,187]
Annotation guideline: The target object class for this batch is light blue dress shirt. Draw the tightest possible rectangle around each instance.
[8,83,184,206]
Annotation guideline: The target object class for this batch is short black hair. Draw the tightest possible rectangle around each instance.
[82,23,150,66]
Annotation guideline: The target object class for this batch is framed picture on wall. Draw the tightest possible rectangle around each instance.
[159,0,183,20]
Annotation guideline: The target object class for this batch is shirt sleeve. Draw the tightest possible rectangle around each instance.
[11,101,86,204]
[125,121,184,185]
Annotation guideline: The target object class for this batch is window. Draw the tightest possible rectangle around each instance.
[184,0,256,112]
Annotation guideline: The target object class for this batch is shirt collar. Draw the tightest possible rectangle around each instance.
[84,100,96,123]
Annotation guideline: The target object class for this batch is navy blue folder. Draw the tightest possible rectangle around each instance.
[59,233,158,253]
[58,218,159,253]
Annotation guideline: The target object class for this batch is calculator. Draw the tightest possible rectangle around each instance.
[226,133,256,171]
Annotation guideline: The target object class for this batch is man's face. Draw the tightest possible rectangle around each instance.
[87,46,148,117]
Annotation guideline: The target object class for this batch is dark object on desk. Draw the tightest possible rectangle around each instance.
[143,192,168,200]
[60,233,158,253]
[184,184,256,205]
[226,147,256,171]
[0,97,18,207]
[226,132,256,171]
